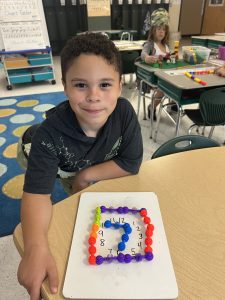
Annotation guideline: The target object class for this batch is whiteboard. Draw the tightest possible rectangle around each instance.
[63,192,178,300]
[0,0,50,51]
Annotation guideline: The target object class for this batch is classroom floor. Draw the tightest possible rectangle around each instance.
[0,40,225,299]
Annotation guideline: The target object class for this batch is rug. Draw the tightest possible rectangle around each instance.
[0,91,68,237]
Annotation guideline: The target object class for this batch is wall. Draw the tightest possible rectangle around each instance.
[168,0,181,32]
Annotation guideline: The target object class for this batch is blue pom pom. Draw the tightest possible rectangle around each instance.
[118,241,126,251]
[104,220,112,228]
[122,233,129,242]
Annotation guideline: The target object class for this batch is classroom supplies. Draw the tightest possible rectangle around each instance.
[173,40,180,60]
[218,46,225,60]
[63,192,178,300]
[184,71,207,85]
[88,206,154,265]
[182,46,211,64]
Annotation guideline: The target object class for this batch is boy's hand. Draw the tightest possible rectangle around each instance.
[72,169,90,194]
[18,245,58,300]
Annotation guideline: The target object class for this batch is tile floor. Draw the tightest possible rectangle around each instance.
[0,50,224,299]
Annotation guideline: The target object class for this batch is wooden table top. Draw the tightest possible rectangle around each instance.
[13,147,225,300]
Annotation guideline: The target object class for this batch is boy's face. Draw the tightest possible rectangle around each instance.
[63,54,122,136]
[155,26,166,42]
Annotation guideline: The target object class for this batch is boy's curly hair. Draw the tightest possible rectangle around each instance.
[61,32,122,82]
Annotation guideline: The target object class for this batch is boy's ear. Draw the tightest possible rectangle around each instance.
[62,79,68,96]
[119,79,122,94]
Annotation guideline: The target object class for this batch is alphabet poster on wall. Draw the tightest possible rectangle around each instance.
[87,0,110,17]
[0,0,40,22]
[0,21,45,51]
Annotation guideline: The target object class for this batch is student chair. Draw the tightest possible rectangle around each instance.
[151,134,220,159]
[120,50,140,88]
[120,32,131,41]
[185,87,225,139]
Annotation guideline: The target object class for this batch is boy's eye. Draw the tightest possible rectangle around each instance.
[74,83,87,88]
[100,82,112,88]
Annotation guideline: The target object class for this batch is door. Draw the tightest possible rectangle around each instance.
[201,0,225,34]
[179,0,205,35]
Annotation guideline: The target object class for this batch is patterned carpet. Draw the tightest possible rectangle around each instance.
[0,91,68,237]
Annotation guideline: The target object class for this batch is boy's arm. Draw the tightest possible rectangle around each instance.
[18,192,58,300]
[72,160,130,193]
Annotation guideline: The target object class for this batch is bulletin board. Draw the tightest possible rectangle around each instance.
[87,0,110,17]
[63,192,178,299]
[0,0,50,51]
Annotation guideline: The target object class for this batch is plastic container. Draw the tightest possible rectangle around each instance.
[27,53,51,66]
[182,46,211,64]
[218,46,225,60]
[32,67,54,81]
[8,69,32,84]
[5,56,29,68]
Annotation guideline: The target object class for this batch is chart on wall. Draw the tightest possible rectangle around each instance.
[0,0,49,51]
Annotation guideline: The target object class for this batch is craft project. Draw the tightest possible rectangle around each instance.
[63,192,178,300]
[88,206,154,265]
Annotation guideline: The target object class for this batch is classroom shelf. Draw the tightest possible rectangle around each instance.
[0,48,56,90]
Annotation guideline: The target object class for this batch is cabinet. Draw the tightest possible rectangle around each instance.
[1,48,56,90]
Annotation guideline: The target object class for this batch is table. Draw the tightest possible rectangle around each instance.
[154,65,225,140]
[135,60,217,139]
[14,147,225,299]
[113,40,144,52]
[191,35,225,48]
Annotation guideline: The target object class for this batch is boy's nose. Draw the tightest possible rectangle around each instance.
[86,87,100,102]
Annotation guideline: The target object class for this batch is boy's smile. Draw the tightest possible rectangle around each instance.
[63,54,122,137]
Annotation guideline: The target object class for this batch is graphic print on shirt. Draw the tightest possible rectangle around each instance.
[41,136,122,178]
[104,137,122,161]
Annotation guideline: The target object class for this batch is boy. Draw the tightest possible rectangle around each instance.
[17,33,143,300]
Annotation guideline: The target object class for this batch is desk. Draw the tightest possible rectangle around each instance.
[135,61,215,138]
[192,35,225,48]
[13,147,225,299]
[113,40,144,52]
[154,65,225,139]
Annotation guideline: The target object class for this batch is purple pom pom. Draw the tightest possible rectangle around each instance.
[96,255,104,265]
[135,253,143,262]
[122,206,129,214]
[145,252,154,261]
[124,254,132,263]
[100,205,107,213]
[117,207,123,214]
[106,255,114,263]
[117,253,125,263]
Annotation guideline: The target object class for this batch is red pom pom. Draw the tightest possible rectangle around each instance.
[144,216,150,224]
[88,236,96,245]
[144,246,153,253]
[145,237,153,245]
[147,224,154,231]
[140,209,147,217]
[145,229,153,237]
[89,255,96,265]
[89,245,96,255]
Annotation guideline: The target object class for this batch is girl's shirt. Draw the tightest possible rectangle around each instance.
[153,42,169,56]
[141,40,170,60]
